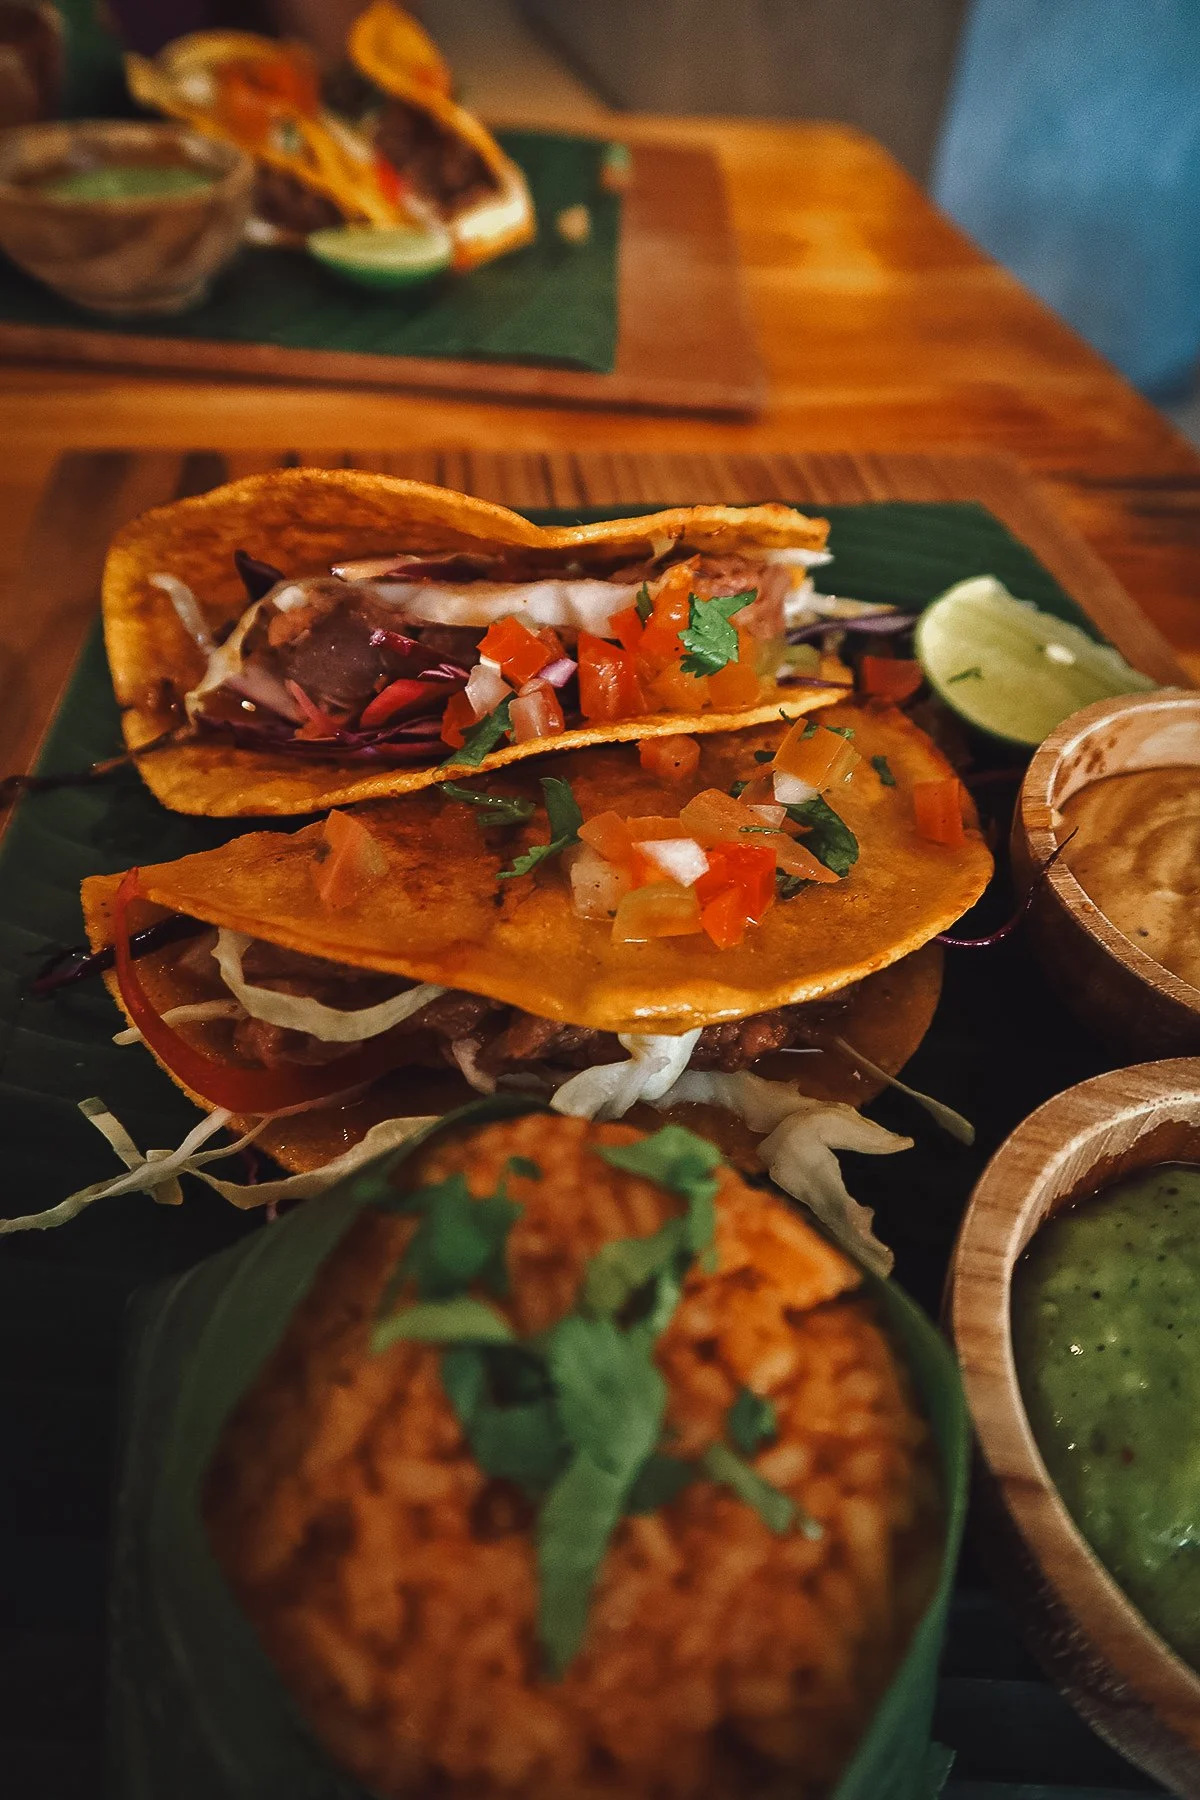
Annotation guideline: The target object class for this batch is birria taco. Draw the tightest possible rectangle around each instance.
[103,469,843,818]
[54,707,990,1268]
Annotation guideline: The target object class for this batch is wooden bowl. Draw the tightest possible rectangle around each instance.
[1013,687,1200,1058]
[950,1058,1200,1795]
[0,118,253,314]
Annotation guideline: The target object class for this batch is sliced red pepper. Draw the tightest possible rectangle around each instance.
[359,677,447,730]
[113,870,412,1114]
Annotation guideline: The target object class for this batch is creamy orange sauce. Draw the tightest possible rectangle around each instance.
[1060,766,1200,989]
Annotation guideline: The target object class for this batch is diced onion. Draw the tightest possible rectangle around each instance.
[510,679,565,743]
[747,802,787,826]
[637,837,709,887]
[213,930,445,1042]
[566,844,631,919]
[465,658,512,720]
[773,770,818,804]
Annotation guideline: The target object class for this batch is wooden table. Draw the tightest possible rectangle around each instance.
[0,118,1197,680]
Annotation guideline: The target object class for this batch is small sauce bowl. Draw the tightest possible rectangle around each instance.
[0,118,253,314]
[1013,688,1200,1057]
[950,1059,1200,1795]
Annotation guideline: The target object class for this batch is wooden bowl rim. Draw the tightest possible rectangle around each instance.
[951,1056,1200,1739]
[1019,686,1200,1013]
[0,117,252,212]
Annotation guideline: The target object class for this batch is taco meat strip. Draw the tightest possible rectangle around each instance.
[180,932,855,1078]
[374,100,498,215]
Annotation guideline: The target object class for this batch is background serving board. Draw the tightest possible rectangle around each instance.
[0,142,766,418]
[0,449,1188,1799]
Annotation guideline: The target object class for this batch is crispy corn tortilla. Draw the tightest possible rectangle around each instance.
[348,2,535,266]
[103,468,837,817]
[83,705,990,1042]
[79,876,942,1176]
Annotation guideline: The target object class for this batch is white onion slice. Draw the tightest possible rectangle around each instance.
[213,930,445,1042]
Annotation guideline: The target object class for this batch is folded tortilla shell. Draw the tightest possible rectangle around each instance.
[103,468,838,818]
[84,705,990,1042]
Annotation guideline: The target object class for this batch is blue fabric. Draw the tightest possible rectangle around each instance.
[932,0,1200,396]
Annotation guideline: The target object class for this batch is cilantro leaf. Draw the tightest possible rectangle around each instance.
[634,581,653,625]
[784,795,859,877]
[701,1442,799,1536]
[728,779,749,799]
[728,1386,778,1456]
[596,1125,722,1226]
[947,665,983,683]
[498,775,583,880]
[775,870,809,901]
[825,724,855,739]
[538,1452,628,1677]
[371,1296,515,1353]
[442,783,535,828]
[581,1217,690,1320]
[679,589,756,676]
[871,754,897,788]
[441,1345,569,1496]
[626,1452,696,1513]
[753,749,776,763]
[508,1155,542,1179]
[441,697,513,768]
[391,1172,521,1302]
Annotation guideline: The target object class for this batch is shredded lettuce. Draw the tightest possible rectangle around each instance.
[213,930,445,1042]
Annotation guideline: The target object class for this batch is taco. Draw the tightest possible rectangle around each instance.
[125,31,407,242]
[347,1,535,268]
[103,468,843,818]
[70,709,990,1263]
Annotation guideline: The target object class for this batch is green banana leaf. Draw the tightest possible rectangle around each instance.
[109,1095,969,1800]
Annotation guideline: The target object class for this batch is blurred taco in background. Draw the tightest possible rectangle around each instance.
[103,468,843,817]
[347,0,535,269]
[42,710,991,1268]
[125,30,407,243]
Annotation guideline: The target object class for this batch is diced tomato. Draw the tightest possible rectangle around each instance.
[679,787,759,846]
[313,811,387,911]
[774,836,839,884]
[372,152,411,211]
[609,605,645,652]
[638,734,700,782]
[694,841,776,922]
[774,719,859,788]
[578,633,644,721]
[478,616,554,687]
[535,626,567,660]
[611,882,703,942]
[644,659,710,714]
[860,656,923,703]
[440,689,477,749]
[639,561,695,660]
[359,677,444,730]
[700,884,749,949]
[707,643,763,710]
[509,678,565,743]
[626,814,688,841]
[578,809,637,865]
[913,778,967,847]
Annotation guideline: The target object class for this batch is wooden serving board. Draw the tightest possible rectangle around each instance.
[2,444,1187,807]
[0,144,765,418]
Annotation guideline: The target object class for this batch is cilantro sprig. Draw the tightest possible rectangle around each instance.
[871,754,897,788]
[634,581,653,625]
[443,783,536,829]
[679,588,756,676]
[784,795,859,878]
[498,776,583,880]
[441,697,514,768]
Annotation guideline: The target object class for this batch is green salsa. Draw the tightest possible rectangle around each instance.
[39,164,217,203]
[1012,1163,1200,1669]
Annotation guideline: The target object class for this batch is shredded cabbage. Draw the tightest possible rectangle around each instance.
[550,1030,702,1121]
[371,576,640,635]
[150,572,215,651]
[112,999,240,1047]
[647,1070,912,1276]
[832,1036,975,1144]
[0,1102,439,1233]
[213,931,446,1042]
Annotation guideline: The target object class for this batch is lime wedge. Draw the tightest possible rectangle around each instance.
[915,576,1155,747]
[307,223,453,291]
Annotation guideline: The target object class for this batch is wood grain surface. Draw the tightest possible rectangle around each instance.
[0,142,766,418]
[0,444,1184,801]
[0,123,1195,683]
[951,1060,1200,1796]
